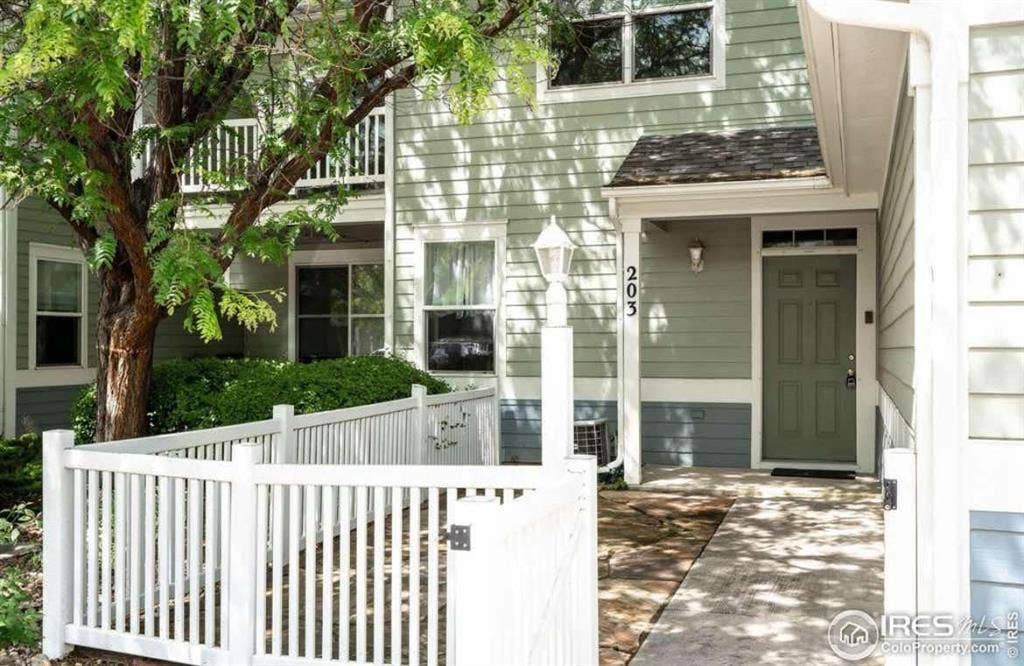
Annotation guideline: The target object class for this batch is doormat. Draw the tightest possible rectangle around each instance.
[771,467,856,480]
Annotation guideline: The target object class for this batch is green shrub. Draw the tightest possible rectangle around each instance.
[0,435,42,506]
[73,356,450,443]
[0,569,39,647]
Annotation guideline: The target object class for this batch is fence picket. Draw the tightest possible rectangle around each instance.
[321,487,335,660]
[72,470,84,628]
[373,485,386,664]
[390,484,403,666]
[288,484,300,656]
[271,484,284,655]
[173,478,185,640]
[100,471,112,630]
[355,485,368,662]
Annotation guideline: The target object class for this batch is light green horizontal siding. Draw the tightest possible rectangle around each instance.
[641,219,751,379]
[17,197,244,374]
[967,25,1024,442]
[393,0,815,379]
[876,81,915,423]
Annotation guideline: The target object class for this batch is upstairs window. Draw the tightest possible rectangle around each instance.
[551,1,716,89]
[29,245,87,368]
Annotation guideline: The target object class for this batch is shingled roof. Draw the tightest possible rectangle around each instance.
[608,126,826,188]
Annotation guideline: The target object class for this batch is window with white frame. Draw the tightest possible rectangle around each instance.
[30,245,87,368]
[550,1,717,89]
[423,241,497,373]
[295,262,385,362]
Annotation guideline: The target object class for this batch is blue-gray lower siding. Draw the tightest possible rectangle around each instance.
[500,399,751,468]
[971,511,1024,665]
[15,385,87,434]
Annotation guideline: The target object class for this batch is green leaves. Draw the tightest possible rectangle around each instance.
[1,0,553,353]
[88,231,117,270]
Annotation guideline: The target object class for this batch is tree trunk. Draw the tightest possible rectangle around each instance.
[94,268,162,442]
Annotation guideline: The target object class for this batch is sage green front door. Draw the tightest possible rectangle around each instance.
[763,254,857,462]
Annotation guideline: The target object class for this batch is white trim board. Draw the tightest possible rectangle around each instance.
[15,367,95,389]
[750,211,878,474]
[500,377,752,403]
[182,192,385,229]
[605,177,879,222]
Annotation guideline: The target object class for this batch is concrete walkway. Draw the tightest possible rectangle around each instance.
[631,467,884,666]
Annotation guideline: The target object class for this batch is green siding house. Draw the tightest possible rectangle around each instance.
[1,2,1022,648]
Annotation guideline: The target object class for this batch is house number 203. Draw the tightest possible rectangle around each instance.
[625,266,638,316]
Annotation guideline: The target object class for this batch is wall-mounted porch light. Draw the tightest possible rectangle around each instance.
[688,238,706,274]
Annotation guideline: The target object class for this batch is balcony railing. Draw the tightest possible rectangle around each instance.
[141,107,386,194]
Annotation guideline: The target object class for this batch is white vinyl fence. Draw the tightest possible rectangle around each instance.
[42,385,598,666]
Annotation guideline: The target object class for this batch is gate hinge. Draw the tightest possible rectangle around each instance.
[447,524,471,551]
[882,478,898,511]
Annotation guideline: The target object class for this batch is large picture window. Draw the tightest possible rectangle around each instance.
[29,245,87,368]
[551,1,715,89]
[294,262,385,362]
[423,242,497,373]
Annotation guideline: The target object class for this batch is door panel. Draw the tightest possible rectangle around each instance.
[763,255,857,462]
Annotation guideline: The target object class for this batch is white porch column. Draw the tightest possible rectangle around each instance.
[621,218,642,485]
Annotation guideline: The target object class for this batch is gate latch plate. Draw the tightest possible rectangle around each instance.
[448,524,471,551]
[882,479,897,511]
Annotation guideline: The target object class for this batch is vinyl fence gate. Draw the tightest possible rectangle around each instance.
[41,386,599,665]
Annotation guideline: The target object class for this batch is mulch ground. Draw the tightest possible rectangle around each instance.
[596,491,733,665]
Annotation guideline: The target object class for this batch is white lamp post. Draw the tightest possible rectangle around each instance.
[533,216,577,468]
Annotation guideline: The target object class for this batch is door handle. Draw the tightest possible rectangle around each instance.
[846,368,856,389]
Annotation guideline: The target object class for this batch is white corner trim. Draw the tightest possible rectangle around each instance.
[536,0,726,104]
[27,242,89,373]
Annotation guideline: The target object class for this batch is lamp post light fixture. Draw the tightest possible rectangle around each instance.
[533,216,577,326]
[533,216,577,469]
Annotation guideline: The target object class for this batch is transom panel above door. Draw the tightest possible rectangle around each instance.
[762,254,857,463]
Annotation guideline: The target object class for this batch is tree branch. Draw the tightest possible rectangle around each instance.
[213,0,529,264]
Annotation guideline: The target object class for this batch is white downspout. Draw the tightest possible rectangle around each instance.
[807,0,968,646]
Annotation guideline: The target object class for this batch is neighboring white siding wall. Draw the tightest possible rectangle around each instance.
[876,83,916,423]
[641,219,751,379]
[393,0,816,381]
[967,25,1024,441]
